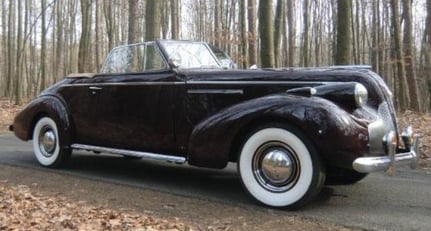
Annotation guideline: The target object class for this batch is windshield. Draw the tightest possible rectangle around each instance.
[160,41,221,69]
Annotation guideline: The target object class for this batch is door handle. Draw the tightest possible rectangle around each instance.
[89,86,102,95]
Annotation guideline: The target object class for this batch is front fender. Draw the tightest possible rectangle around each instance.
[188,94,369,169]
[12,95,72,144]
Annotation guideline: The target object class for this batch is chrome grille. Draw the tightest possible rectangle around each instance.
[378,102,396,133]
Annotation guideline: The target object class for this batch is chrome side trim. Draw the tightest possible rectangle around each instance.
[186,81,342,85]
[187,89,243,94]
[71,144,187,164]
[61,82,185,87]
[62,81,343,87]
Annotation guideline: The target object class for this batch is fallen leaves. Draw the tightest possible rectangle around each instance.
[0,99,22,133]
[398,110,431,167]
[0,184,195,230]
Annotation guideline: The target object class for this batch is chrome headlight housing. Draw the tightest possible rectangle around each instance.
[306,82,369,109]
[354,83,368,108]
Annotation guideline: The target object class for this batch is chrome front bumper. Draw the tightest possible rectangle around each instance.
[353,127,420,174]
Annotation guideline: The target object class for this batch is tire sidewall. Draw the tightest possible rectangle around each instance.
[238,125,322,208]
[32,117,61,167]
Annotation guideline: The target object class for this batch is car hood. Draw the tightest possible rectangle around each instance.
[180,67,375,83]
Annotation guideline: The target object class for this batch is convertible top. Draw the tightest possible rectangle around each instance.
[66,73,97,79]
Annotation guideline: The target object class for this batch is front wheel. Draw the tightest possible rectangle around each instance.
[238,126,325,209]
[32,117,71,168]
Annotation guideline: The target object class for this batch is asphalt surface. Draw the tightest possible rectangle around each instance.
[1,133,430,230]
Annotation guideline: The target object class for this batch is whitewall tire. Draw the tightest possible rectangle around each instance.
[238,126,325,209]
[32,117,70,168]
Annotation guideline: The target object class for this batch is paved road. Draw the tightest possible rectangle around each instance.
[1,134,430,230]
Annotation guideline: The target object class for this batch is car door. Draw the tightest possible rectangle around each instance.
[65,43,183,154]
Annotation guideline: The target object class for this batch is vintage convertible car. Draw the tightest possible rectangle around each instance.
[10,40,419,209]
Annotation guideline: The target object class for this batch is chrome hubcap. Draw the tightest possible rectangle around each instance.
[253,142,300,192]
[39,126,56,157]
[261,149,293,183]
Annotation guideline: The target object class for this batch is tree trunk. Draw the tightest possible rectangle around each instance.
[145,0,161,41]
[302,0,310,66]
[14,0,23,105]
[55,0,64,79]
[240,0,249,68]
[274,0,284,67]
[259,0,275,68]
[371,0,379,72]
[161,1,169,39]
[78,0,92,73]
[390,0,409,110]
[425,0,431,110]
[95,0,101,71]
[104,1,115,51]
[6,0,16,97]
[287,0,295,67]
[248,0,257,66]
[128,0,139,44]
[171,0,180,39]
[40,0,47,91]
[335,0,352,65]
[1,0,6,96]
[402,0,420,111]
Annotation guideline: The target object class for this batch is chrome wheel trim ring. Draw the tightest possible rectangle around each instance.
[38,125,57,157]
[252,142,300,193]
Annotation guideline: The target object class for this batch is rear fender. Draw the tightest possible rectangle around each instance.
[188,94,369,169]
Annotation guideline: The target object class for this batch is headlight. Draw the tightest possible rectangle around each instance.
[309,82,369,109]
[354,83,368,107]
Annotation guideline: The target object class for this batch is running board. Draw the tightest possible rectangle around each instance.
[70,144,186,164]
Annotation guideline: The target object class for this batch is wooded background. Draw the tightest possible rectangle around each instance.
[1,0,430,112]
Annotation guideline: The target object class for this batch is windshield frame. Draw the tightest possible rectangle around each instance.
[100,42,169,74]
[157,40,222,70]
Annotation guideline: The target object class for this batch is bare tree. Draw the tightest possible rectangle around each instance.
[0,0,428,111]
[171,0,181,39]
[402,0,420,111]
[128,0,140,44]
[274,0,284,67]
[390,0,409,110]
[240,0,248,68]
[15,0,23,104]
[104,1,115,51]
[287,0,295,67]
[259,0,275,67]
[146,0,161,40]
[6,0,15,97]
[335,0,352,65]
[371,0,379,72]
[248,0,257,65]
[424,0,431,110]
[301,0,310,66]
[78,0,93,73]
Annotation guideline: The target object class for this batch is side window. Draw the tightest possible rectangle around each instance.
[100,43,166,74]
[145,44,167,71]
[100,47,130,73]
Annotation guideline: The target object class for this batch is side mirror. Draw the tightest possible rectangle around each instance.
[168,58,181,68]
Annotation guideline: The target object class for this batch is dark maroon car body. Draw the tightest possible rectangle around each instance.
[11,40,419,208]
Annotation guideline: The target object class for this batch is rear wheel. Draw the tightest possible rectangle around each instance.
[238,125,325,209]
[32,117,71,168]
